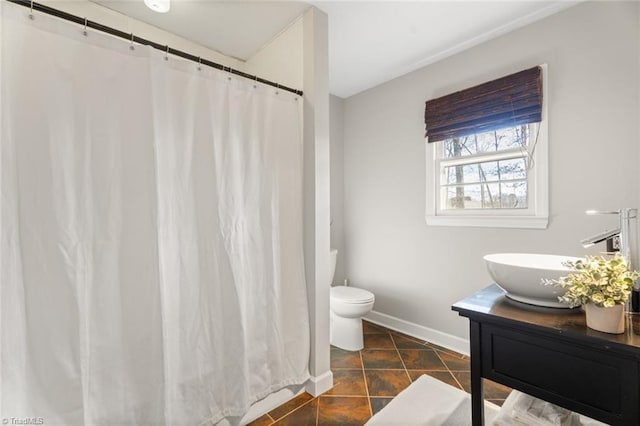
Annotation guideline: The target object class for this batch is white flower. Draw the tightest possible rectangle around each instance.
[551,253,640,308]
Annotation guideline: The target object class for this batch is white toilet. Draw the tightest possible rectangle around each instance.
[329,248,375,351]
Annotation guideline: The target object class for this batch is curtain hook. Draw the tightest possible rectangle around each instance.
[164,45,169,61]
[129,33,135,50]
[197,57,202,71]
[253,75,258,89]
[82,18,88,36]
[275,83,280,95]
[29,0,34,19]
[226,66,232,81]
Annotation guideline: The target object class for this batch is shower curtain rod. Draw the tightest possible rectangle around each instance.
[6,0,304,96]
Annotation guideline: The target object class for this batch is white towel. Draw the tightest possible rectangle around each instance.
[491,390,606,426]
[510,391,573,425]
[366,374,499,426]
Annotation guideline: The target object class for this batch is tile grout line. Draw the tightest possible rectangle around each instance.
[269,396,316,424]
[322,394,376,398]
[433,349,466,392]
[390,332,413,384]
[450,373,466,392]
[391,329,429,345]
[332,367,406,370]
[359,344,373,418]
[418,331,469,391]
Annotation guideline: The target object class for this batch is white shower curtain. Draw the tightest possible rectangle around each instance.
[0,3,309,425]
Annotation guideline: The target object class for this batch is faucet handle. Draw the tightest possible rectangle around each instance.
[586,208,637,219]
[586,209,620,215]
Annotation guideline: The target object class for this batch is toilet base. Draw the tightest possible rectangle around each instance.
[330,311,364,351]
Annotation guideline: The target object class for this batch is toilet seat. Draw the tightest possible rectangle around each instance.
[331,286,375,304]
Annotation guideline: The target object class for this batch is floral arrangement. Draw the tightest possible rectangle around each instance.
[544,253,640,308]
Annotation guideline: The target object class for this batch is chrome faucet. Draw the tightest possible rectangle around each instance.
[580,227,621,248]
[582,209,636,264]
[582,208,638,311]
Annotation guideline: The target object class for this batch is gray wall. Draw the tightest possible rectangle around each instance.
[341,1,640,340]
[330,95,345,285]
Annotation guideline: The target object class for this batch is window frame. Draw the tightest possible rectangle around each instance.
[425,65,549,229]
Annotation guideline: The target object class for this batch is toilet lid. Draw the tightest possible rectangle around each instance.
[331,286,375,304]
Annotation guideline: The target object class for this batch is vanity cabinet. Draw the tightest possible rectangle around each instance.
[452,285,640,425]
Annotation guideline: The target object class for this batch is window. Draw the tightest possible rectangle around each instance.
[439,125,534,211]
[425,66,548,229]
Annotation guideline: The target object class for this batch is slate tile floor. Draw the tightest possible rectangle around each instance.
[248,320,511,425]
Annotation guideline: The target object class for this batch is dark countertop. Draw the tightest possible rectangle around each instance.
[452,284,640,353]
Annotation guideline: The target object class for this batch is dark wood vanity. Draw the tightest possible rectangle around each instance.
[452,284,640,425]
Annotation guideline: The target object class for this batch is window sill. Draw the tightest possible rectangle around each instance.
[425,215,548,229]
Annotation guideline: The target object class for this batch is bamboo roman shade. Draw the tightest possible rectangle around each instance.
[424,66,542,143]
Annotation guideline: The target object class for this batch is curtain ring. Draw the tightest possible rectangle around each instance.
[275,83,280,95]
[164,45,169,61]
[83,18,88,36]
[129,33,135,50]
[253,75,258,89]
[29,0,34,19]
[197,57,202,71]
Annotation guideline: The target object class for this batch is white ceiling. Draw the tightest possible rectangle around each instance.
[315,1,578,97]
[93,0,579,98]
[93,0,311,60]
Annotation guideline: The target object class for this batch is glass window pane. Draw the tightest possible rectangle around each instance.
[481,183,501,209]
[444,186,464,209]
[444,163,480,184]
[442,124,531,158]
[477,161,499,183]
[443,185,471,209]
[442,185,485,210]
[475,132,497,154]
[497,158,527,181]
[442,158,527,186]
[494,126,529,151]
[444,136,477,158]
[438,123,533,211]
[501,181,528,209]
[441,180,528,210]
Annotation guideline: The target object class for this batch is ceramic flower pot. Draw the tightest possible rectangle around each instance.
[585,303,625,334]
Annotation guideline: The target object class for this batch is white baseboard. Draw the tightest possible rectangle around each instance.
[365,310,470,356]
[305,370,333,396]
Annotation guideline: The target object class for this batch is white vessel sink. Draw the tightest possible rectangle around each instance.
[484,253,582,308]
